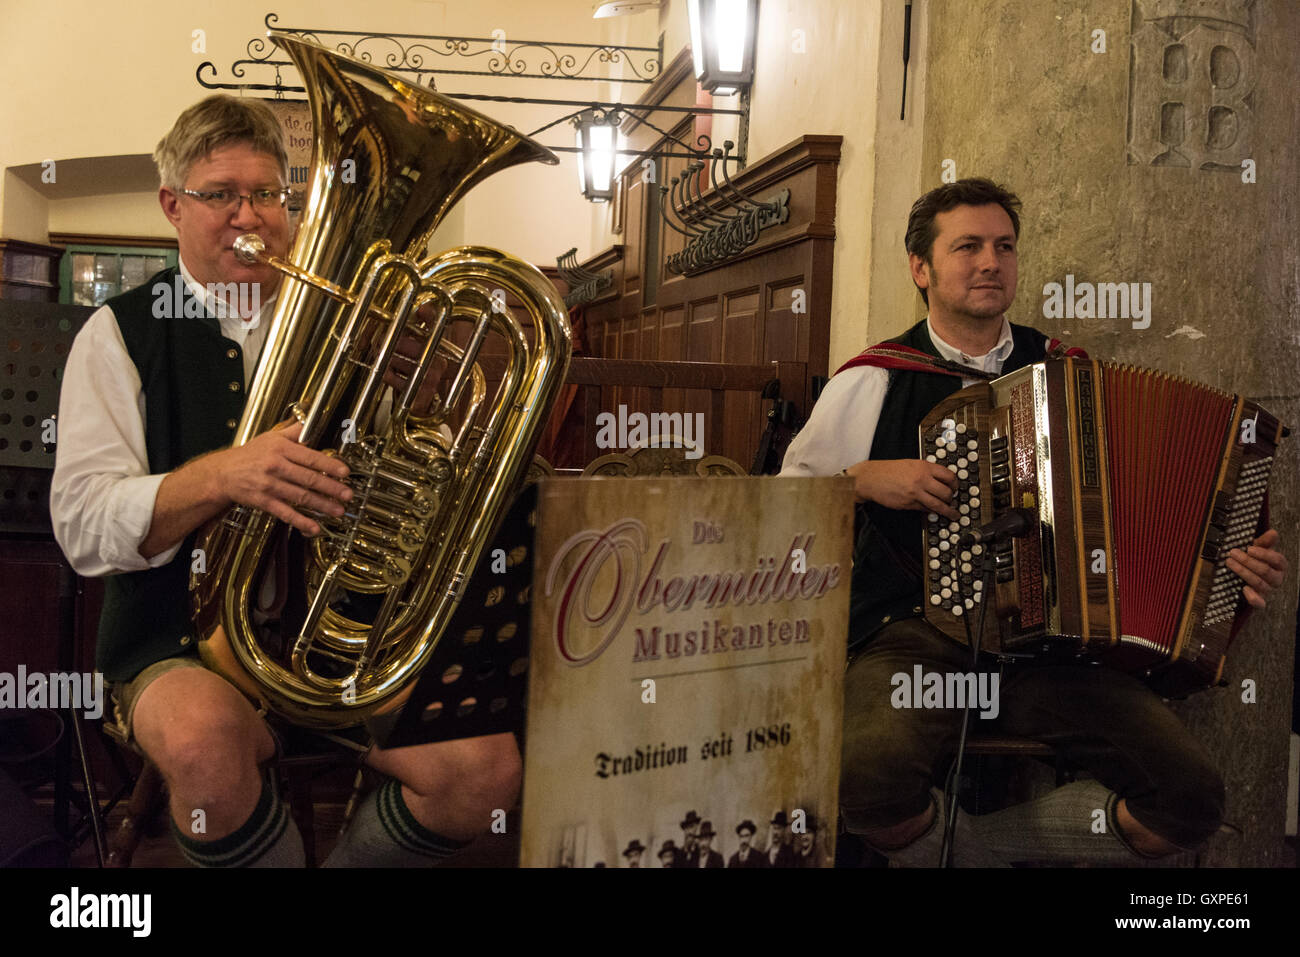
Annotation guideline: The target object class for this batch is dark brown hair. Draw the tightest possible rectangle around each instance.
[905,178,1022,305]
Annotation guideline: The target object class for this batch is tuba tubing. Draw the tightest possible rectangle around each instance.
[192,34,571,729]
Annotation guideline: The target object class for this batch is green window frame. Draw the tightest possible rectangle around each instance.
[58,244,179,307]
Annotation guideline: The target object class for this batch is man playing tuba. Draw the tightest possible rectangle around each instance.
[51,95,520,867]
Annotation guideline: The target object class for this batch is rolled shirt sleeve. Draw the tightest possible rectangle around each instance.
[778,365,889,477]
[50,306,183,576]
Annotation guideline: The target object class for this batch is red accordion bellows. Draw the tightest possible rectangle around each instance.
[1105,368,1234,655]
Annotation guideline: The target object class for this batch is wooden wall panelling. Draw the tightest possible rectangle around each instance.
[574,81,840,465]
[721,286,761,464]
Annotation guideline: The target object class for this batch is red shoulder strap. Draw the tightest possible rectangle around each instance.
[835,343,991,379]
[1046,338,1090,359]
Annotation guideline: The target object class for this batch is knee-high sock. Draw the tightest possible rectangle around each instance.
[171,770,304,868]
[967,780,1155,865]
[859,789,1008,868]
[322,778,470,868]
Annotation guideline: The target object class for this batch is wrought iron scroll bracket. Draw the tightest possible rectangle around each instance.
[197,11,664,94]
[556,248,614,308]
[659,141,789,275]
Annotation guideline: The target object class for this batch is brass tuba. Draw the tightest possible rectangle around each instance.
[192,33,571,729]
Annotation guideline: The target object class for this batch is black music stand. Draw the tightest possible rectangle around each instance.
[0,299,117,866]
[367,481,537,749]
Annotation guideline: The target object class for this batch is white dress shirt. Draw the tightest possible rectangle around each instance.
[779,317,1034,477]
[50,259,275,577]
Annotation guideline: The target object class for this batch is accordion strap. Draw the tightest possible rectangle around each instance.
[836,336,1090,379]
[835,344,997,380]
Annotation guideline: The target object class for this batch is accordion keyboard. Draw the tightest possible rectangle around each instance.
[923,416,985,620]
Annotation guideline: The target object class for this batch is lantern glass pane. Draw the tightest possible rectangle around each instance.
[589,122,615,194]
[687,0,705,78]
[576,125,586,192]
[716,0,748,73]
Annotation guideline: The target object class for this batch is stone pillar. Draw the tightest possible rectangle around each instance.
[918,0,1298,865]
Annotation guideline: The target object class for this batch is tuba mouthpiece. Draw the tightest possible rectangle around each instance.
[233,233,266,264]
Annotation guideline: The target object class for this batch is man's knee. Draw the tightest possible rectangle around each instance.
[1134,761,1226,851]
[378,733,521,808]
[132,668,272,783]
[840,723,937,830]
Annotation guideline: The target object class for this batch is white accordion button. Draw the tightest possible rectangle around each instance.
[930,594,943,606]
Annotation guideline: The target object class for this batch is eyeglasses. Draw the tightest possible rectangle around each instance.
[179,187,294,211]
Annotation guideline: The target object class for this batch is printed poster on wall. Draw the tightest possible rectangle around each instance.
[521,476,852,868]
[261,99,313,205]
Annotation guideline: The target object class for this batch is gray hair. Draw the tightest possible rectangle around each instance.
[153,94,289,190]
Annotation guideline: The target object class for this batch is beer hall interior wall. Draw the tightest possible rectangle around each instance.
[0,0,648,268]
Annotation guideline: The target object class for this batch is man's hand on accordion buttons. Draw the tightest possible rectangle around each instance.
[1226,529,1287,609]
[844,459,961,520]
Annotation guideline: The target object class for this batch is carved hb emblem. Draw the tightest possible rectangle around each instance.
[1126,0,1256,171]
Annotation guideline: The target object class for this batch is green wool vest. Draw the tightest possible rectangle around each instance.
[95,267,248,681]
[847,319,1048,651]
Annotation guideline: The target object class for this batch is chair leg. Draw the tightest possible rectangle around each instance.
[106,761,164,868]
[68,706,107,866]
[285,769,317,868]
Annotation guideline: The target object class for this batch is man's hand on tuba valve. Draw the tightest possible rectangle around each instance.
[211,420,353,537]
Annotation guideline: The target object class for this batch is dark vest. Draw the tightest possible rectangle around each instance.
[847,319,1048,651]
[95,268,248,681]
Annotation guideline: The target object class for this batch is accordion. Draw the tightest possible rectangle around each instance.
[920,358,1285,696]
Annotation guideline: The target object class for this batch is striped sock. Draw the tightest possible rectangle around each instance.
[323,778,470,868]
[171,770,304,868]
[968,781,1153,865]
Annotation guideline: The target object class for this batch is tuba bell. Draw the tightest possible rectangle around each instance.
[191,32,571,729]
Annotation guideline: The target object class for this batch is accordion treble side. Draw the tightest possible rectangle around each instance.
[920,358,1285,697]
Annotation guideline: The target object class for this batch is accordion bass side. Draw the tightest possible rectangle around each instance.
[920,358,1286,696]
